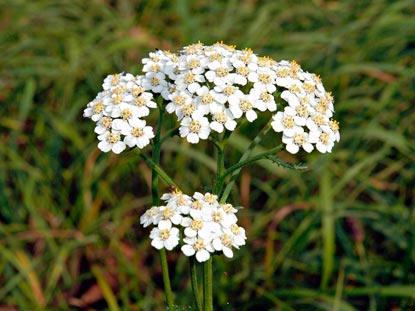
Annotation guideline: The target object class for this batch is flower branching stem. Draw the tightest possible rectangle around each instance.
[151,98,175,310]
[219,119,273,203]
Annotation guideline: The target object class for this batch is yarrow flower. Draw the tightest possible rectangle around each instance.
[140,188,247,262]
[84,73,157,153]
[85,42,339,154]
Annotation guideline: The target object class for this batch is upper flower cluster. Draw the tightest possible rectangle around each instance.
[84,42,340,154]
[83,73,156,154]
[140,189,247,262]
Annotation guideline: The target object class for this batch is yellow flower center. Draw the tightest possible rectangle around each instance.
[121,108,132,120]
[209,53,222,62]
[282,116,294,128]
[189,120,201,133]
[221,234,233,247]
[214,112,227,123]
[108,132,120,144]
[184,72,195,84]
[303,82,315,93]
[239,99,252,112]
[194,239,205,251]
[102,117,112,129]
[150,77,160,86]
[260,91,272,102]
[188,59,200,69]
[313,114,325,126]
[174,95,186,106]
[134,97,146,106]
[296,104,308,118]
[182,104,196,116]
[201,93,214,104]
[162,207,174,219]
[221,204,233,214]
[216,67,229,77]
[224,86,236,96]
[159,229,171,241]
[132,127,143,137]
[259,73,271,84]
[320,133,330,145]
[230,224,240,235]
[132,87,144,97]
[192,200,203,210]
[276,68,289,78]
[212,211,223,223]
[150,64,160,72]
[111,74,120,86]
[191,219,203,231]
[329,120,340,131]
[293,133,305,146]
[237,66,249,77]
[93,102,104,114]
[289,84,302,94]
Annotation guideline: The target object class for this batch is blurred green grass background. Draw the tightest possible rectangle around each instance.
[0,0,414,310]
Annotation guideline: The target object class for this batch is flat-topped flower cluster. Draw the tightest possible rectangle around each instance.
[84,42,340,154]
[140,189,247,262]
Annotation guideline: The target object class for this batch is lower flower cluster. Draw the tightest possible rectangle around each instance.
[140,189,247,262]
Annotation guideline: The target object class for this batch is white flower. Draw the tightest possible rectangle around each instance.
[94,116,113,135]
[249,86,277,112]
[158,205,183,227]
[212,233,235,258]
[250,67,276,93]
[195,86,221,114]
[102,73,122,90]
[228,92,257,122]
[150,221,180,251]
[282,127,314,154]
[142,72,168,94]
[179,116,211,144]
[131,91,157,117]
[229,224,247,247]
[271,109,302,138]
[219,203,238,227]
[97,130,126,154]
[83,92,108,122]
[181,237,214,262]
[309,131,335,153]
[205,61,233,87]
[162,190,193,214]
[140,206,161,227]
[114,118,154,149]
[209,107,237,133]
[166,90,192,115]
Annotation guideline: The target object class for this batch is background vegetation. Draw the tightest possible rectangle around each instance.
[0,0,414,310]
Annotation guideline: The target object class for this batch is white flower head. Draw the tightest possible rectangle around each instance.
[282,127,314,154]
[140,206,161,227]
[150,221,180,251]
[179,116,211,144]
[97,130,126,154]
[181,236,214,262]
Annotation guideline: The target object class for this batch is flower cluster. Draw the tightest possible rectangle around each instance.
[140,189,247,262]
[84,42,340,154]
[83,73,156,154]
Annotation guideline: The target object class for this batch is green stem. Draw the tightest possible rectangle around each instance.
[203,258,213,311]
[190,258,203,311]
[160,248,174,310]
[215,144,284,194]
[150,99,175,310]
[210,137,225,194]
[219,120,273,203]
[139,154,178,189]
